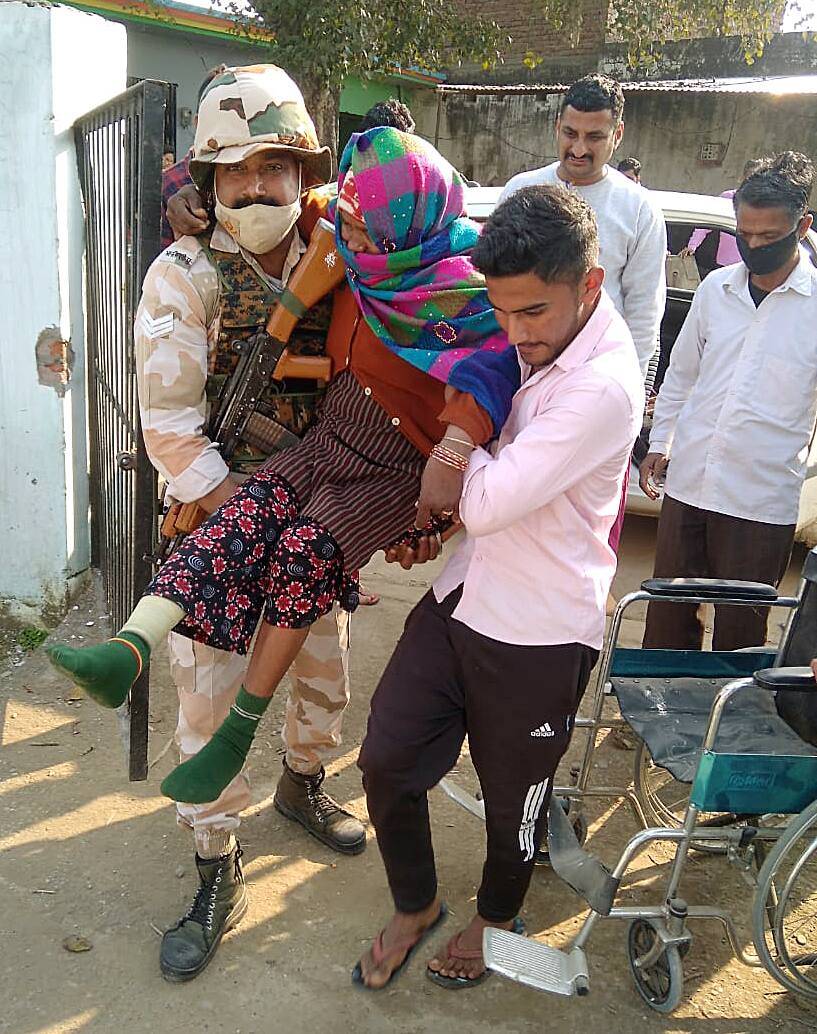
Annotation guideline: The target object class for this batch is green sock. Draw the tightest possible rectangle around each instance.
[161,686,271,804]
[45,632,150,709]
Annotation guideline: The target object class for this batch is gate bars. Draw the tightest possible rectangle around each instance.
[74,81,166,779]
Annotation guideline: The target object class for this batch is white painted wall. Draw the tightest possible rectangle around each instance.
[0,4,126,616]
[126,23,267,155]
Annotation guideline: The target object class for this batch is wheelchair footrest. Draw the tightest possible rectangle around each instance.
[437,777,485,821]
[484,929,589,997]
[547,797,619,916]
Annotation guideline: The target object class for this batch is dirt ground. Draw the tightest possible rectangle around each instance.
[2,516,816,1034]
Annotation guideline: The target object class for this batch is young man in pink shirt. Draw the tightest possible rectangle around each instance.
[353,186,644,991]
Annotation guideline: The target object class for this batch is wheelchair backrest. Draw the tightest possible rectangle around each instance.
[776,546,817,747]
[778,546,817,666]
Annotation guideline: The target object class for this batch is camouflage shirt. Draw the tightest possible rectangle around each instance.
[134,224,305,503]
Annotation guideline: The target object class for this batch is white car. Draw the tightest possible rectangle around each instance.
[466,186,817,546]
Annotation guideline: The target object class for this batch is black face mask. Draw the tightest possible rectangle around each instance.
[736,227,800,276]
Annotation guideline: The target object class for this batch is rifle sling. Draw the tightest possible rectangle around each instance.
[278,287,308,319]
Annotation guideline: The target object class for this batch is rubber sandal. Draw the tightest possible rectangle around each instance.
[351,902,448,990]
[426,916,526,990]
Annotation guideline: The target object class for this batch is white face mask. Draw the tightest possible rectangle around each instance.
[214,168,302,254]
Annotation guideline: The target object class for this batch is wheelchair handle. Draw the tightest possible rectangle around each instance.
[641,577,779,602]
[754,666,816,692]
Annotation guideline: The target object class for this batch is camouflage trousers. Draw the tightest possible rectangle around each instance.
[169,607,350,858]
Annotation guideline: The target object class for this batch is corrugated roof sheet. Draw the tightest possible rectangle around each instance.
[437,75,817,96]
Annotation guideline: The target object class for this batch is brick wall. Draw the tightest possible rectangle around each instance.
[604,31,817,82]
[464,0,609,56]
[448,7,805,86]
[449,0,610,82]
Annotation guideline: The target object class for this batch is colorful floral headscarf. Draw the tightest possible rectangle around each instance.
[331,128,518,437]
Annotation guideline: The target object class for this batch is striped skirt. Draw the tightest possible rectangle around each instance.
[148,371,424,653]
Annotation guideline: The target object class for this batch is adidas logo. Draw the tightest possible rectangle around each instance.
[530,723,554,738]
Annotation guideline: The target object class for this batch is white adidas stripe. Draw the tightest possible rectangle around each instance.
[518,779,549,861]
[520,782,542,861]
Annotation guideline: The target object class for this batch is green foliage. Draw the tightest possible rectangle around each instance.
[223,0,507,89]
[19,627,48,652]
[532,0,792,68]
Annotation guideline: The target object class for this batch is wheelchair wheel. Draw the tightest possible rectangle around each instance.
[752,798,817,999]
[627,919,684,1014]
[633,740,734,854]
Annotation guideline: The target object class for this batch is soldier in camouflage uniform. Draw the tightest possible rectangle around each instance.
[134,65,364,982]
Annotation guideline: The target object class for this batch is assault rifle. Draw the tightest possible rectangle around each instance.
[151,216,345,563]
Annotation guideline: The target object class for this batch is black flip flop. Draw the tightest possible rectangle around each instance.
[426,916,526,990]
[351,902,449,991]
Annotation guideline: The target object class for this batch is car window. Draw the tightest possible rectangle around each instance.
[660,220,734,396]
[667,220,738,286]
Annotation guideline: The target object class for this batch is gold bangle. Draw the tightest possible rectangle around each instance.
[430,444,470,472]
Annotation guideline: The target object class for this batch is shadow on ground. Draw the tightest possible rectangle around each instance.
[0,518,813,1033]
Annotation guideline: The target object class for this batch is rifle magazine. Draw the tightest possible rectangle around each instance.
[243,411,301,453]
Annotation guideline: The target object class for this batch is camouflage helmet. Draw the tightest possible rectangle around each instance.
[190,64,332,189]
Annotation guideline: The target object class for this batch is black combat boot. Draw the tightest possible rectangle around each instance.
[274,760,366,855]
[159,842,248,982]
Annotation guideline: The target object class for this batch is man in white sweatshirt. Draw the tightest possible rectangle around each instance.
[500,74,666,382]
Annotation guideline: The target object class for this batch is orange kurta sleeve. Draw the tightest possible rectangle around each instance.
[438,391,493,447]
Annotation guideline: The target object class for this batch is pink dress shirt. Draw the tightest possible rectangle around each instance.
[433,291,643,650]
[687,189,740,266]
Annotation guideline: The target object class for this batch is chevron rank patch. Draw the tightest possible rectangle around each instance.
[140,311,175,340]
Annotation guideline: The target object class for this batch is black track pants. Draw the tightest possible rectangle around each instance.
[359,588,597,922]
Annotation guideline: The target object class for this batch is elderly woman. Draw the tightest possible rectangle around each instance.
[48,128,518,805]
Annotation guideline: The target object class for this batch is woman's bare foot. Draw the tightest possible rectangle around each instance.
[358,584,380,606]
[356,899,444,989]
[427,914,514,984]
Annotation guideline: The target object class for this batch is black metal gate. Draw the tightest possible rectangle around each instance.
[74,81,166,780]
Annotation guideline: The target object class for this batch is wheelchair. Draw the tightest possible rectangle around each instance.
[439,547,817,1013]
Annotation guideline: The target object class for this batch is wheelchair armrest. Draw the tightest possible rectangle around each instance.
[641,577,778,601]
[754,667,816,692]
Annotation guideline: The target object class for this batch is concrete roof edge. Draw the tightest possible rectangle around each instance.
[436,74,817,95]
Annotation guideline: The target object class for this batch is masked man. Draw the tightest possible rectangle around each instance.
[640,152,817,650]
[56,69,515,983]
[134,65,364,982]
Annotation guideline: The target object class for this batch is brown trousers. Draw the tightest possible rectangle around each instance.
[642,495,795,651]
